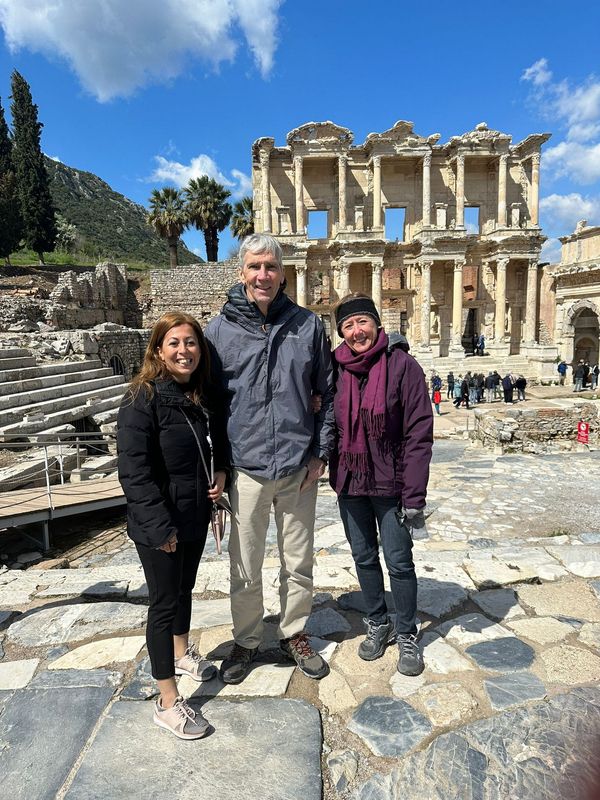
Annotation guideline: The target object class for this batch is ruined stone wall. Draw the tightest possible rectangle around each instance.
[145,262,240,326]
[48,263,129,328]
[93,329,151,380]
[474,403,599,454]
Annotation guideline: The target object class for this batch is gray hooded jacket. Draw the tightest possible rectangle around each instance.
[205,283,334,480]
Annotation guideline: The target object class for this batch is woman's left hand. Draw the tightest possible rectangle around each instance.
[208,470,226,502]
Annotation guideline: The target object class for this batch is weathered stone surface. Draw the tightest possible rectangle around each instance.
[465,637,535,672]
[348,696,432,757]
[417,681,478,726]
[538,644,600,685]
[546,544,600,577]
[189,598,233,629]
[420,633,475,673]
[65,698,322,800]
[120,656,157,700]
[6,602,147,646]
[389,670,427,698]
[312,563,357,590]
[416,577,469,618]
[435,613,510,646]
[0,609,12,625]
[484,671,547,710]
[48,635,145,670]
[327,749,359,793]
[470,588,524,620]
[506,616,573,644]
[578,622,600,651]
[463,556,537,588]
[590,579,600,601]
[0,658,38,689]
[0,685,115,800]
[517,580,600,622]
[30,669,122,689]
[319,668,357,714]
[353,688,600,800]
[306,607,351,637]
[178,662,296,699]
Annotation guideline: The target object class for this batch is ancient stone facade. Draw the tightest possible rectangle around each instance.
[49,263,129,328]
[548,221,600,366]
[252,119,554,366]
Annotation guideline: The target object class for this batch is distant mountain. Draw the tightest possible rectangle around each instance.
[44,156,200,266]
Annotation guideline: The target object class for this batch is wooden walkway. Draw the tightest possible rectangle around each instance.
[0,476,125,549]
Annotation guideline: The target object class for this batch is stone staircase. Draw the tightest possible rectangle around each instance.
[0,348,128,444]
[413,353,536,381]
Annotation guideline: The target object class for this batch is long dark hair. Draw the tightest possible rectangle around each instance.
[128,311,211,405]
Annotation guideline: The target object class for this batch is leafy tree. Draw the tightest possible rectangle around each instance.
[147,187,188,267]
[0,96,22,264]
[185,176,232,262]
[10,71,56,264]
[55,214,78,253]
[230,195,254,240]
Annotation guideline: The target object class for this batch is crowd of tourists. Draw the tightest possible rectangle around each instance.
[431,369,528,411]
[567,359,600,391]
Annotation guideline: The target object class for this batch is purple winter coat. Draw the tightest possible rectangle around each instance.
[329,345,433,508]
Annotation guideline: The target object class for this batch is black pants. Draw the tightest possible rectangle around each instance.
[136,537,206,680]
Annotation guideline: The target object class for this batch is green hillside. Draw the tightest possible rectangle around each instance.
[44,156,199,266]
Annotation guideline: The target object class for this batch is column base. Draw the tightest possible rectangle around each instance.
[486,341,510,358]
[448,343,465,358]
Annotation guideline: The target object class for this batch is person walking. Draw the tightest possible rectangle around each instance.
[452,376,463,407]
[446,371,455,400]
[557,360,567,386]
[117,312,229,740]
[329,294,433,676]
[205,233,334,685]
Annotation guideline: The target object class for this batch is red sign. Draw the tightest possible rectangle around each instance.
[577,421,590,444]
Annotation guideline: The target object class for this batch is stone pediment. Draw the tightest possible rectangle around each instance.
[449,122,512,150]
[286,121,353,148]
[365,120,440,150]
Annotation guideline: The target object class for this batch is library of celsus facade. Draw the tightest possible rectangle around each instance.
[252,119,558,371]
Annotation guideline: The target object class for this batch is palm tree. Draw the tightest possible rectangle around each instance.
[185,176,232,262]
[147,187,187,267]
[230,196,254,240]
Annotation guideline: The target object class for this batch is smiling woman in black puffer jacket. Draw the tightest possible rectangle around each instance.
[117,311,229,741]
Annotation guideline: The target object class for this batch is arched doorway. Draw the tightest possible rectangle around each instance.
[573,308,599,365]
[110,354,125,376]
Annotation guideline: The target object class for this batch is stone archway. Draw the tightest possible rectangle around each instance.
[563,300,600,364]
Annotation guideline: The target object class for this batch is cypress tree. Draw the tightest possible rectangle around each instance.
[0,96,22,263]
[10,70,56,264]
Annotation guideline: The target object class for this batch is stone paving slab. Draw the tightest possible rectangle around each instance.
[65,698,322,800]
[0,684,115,800]
[47,635,146,670]
[348,696,432,757]
[0,657,38,689]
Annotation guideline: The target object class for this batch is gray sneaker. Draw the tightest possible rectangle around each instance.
[153,696,209,740]
[175,644,217,682]
[280,633,329,679]
[358,617,395,661]
[397,633,424,676]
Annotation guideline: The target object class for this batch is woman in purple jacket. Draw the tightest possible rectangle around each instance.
[329,294,433,676]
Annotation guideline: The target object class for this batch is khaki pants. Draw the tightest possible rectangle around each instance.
[228,467,317,648]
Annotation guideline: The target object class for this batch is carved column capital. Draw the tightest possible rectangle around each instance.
[496,256,509,271]
[454,259,465,272]
[338,153,348,167]
[456,153,465,169]
[259,149,270,168]
[531,152,541,168]
[338,263,349,277]
[372,155,382,169]
[295,264,307,277]
[423,152,432,168]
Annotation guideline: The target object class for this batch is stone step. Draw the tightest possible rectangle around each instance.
[0,380,128,427]
[0,366,113,398]
[0,348,33,359]
[0,355,36,370]
[0,373,124,413]
[0,358,104,384]
[0,446,79,491]
[0,390,127,441]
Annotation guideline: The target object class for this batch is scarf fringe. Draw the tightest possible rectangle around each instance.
[360,408,386,439]
[342,451,371,476]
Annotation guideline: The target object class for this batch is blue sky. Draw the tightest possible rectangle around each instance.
[0,0,599,263]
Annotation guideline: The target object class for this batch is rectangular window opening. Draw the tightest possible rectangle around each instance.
[400,311,408,335]
[307,210,328,239]
[464,206,480,234]
[385,207,406,242]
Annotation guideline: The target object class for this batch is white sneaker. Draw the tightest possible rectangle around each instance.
[153,695,209,740]
[174,644,217,682]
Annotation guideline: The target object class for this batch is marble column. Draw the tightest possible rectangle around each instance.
[259,148,271,232]
[420,260,432,349]
[456,154,465,228]
[530,153,540,226]
[338,154,347,231]
[452,260,464,347]
[524,260,538,343]
[371,260,382,313]
[497,154,508,228]
[422,152,432,227]
[372,156,382,229]
[294,155,304,234]
[494,257,508,341]
[338,262,350,298]
[296,264,307,307]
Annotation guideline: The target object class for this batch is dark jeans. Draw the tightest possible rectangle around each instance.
[136,538,206,680]
[338,495,417,635]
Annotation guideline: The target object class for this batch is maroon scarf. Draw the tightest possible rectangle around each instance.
[334,329,388,475]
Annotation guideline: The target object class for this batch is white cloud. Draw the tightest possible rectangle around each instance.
[0,0,282,101]
[540,192,600,231]
[148,154,251,198]
[522,58,552,87]
[540,238,561,265]
[543,141,600,184]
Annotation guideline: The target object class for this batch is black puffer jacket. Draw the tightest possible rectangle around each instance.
[117,378,229,548]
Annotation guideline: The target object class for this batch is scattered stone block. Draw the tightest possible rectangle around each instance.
[319,669,357,714]
[539,644,600,685]
[465,637,535,672]
[0,658,39,689]
[484,672,547,710]
[506,616,573,644]
[545,545,600,578]
[48,635,146,670]
[417,681,478,726]
[421,633,475,673]
[326,749,359,793]
[348,696,432,757]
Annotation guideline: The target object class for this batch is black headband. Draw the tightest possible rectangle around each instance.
[335,297,381,335]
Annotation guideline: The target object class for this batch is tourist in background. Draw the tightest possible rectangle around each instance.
[591,364,599,390]
[484,371,495,403]
[329,293,433,677]
[502,373,515,404]
[557,360,567,386]
[117,312,229,740]
[433,386,442,416]
[452,376,462,406]
[515,375,527,401]
[446,371,455,399]
[493,370,502,400]
[574,360,586,392]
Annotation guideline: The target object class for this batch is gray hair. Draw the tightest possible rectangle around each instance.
[239,233,283,269]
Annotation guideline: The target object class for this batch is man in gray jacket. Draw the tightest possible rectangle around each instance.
[205,233,334,684]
